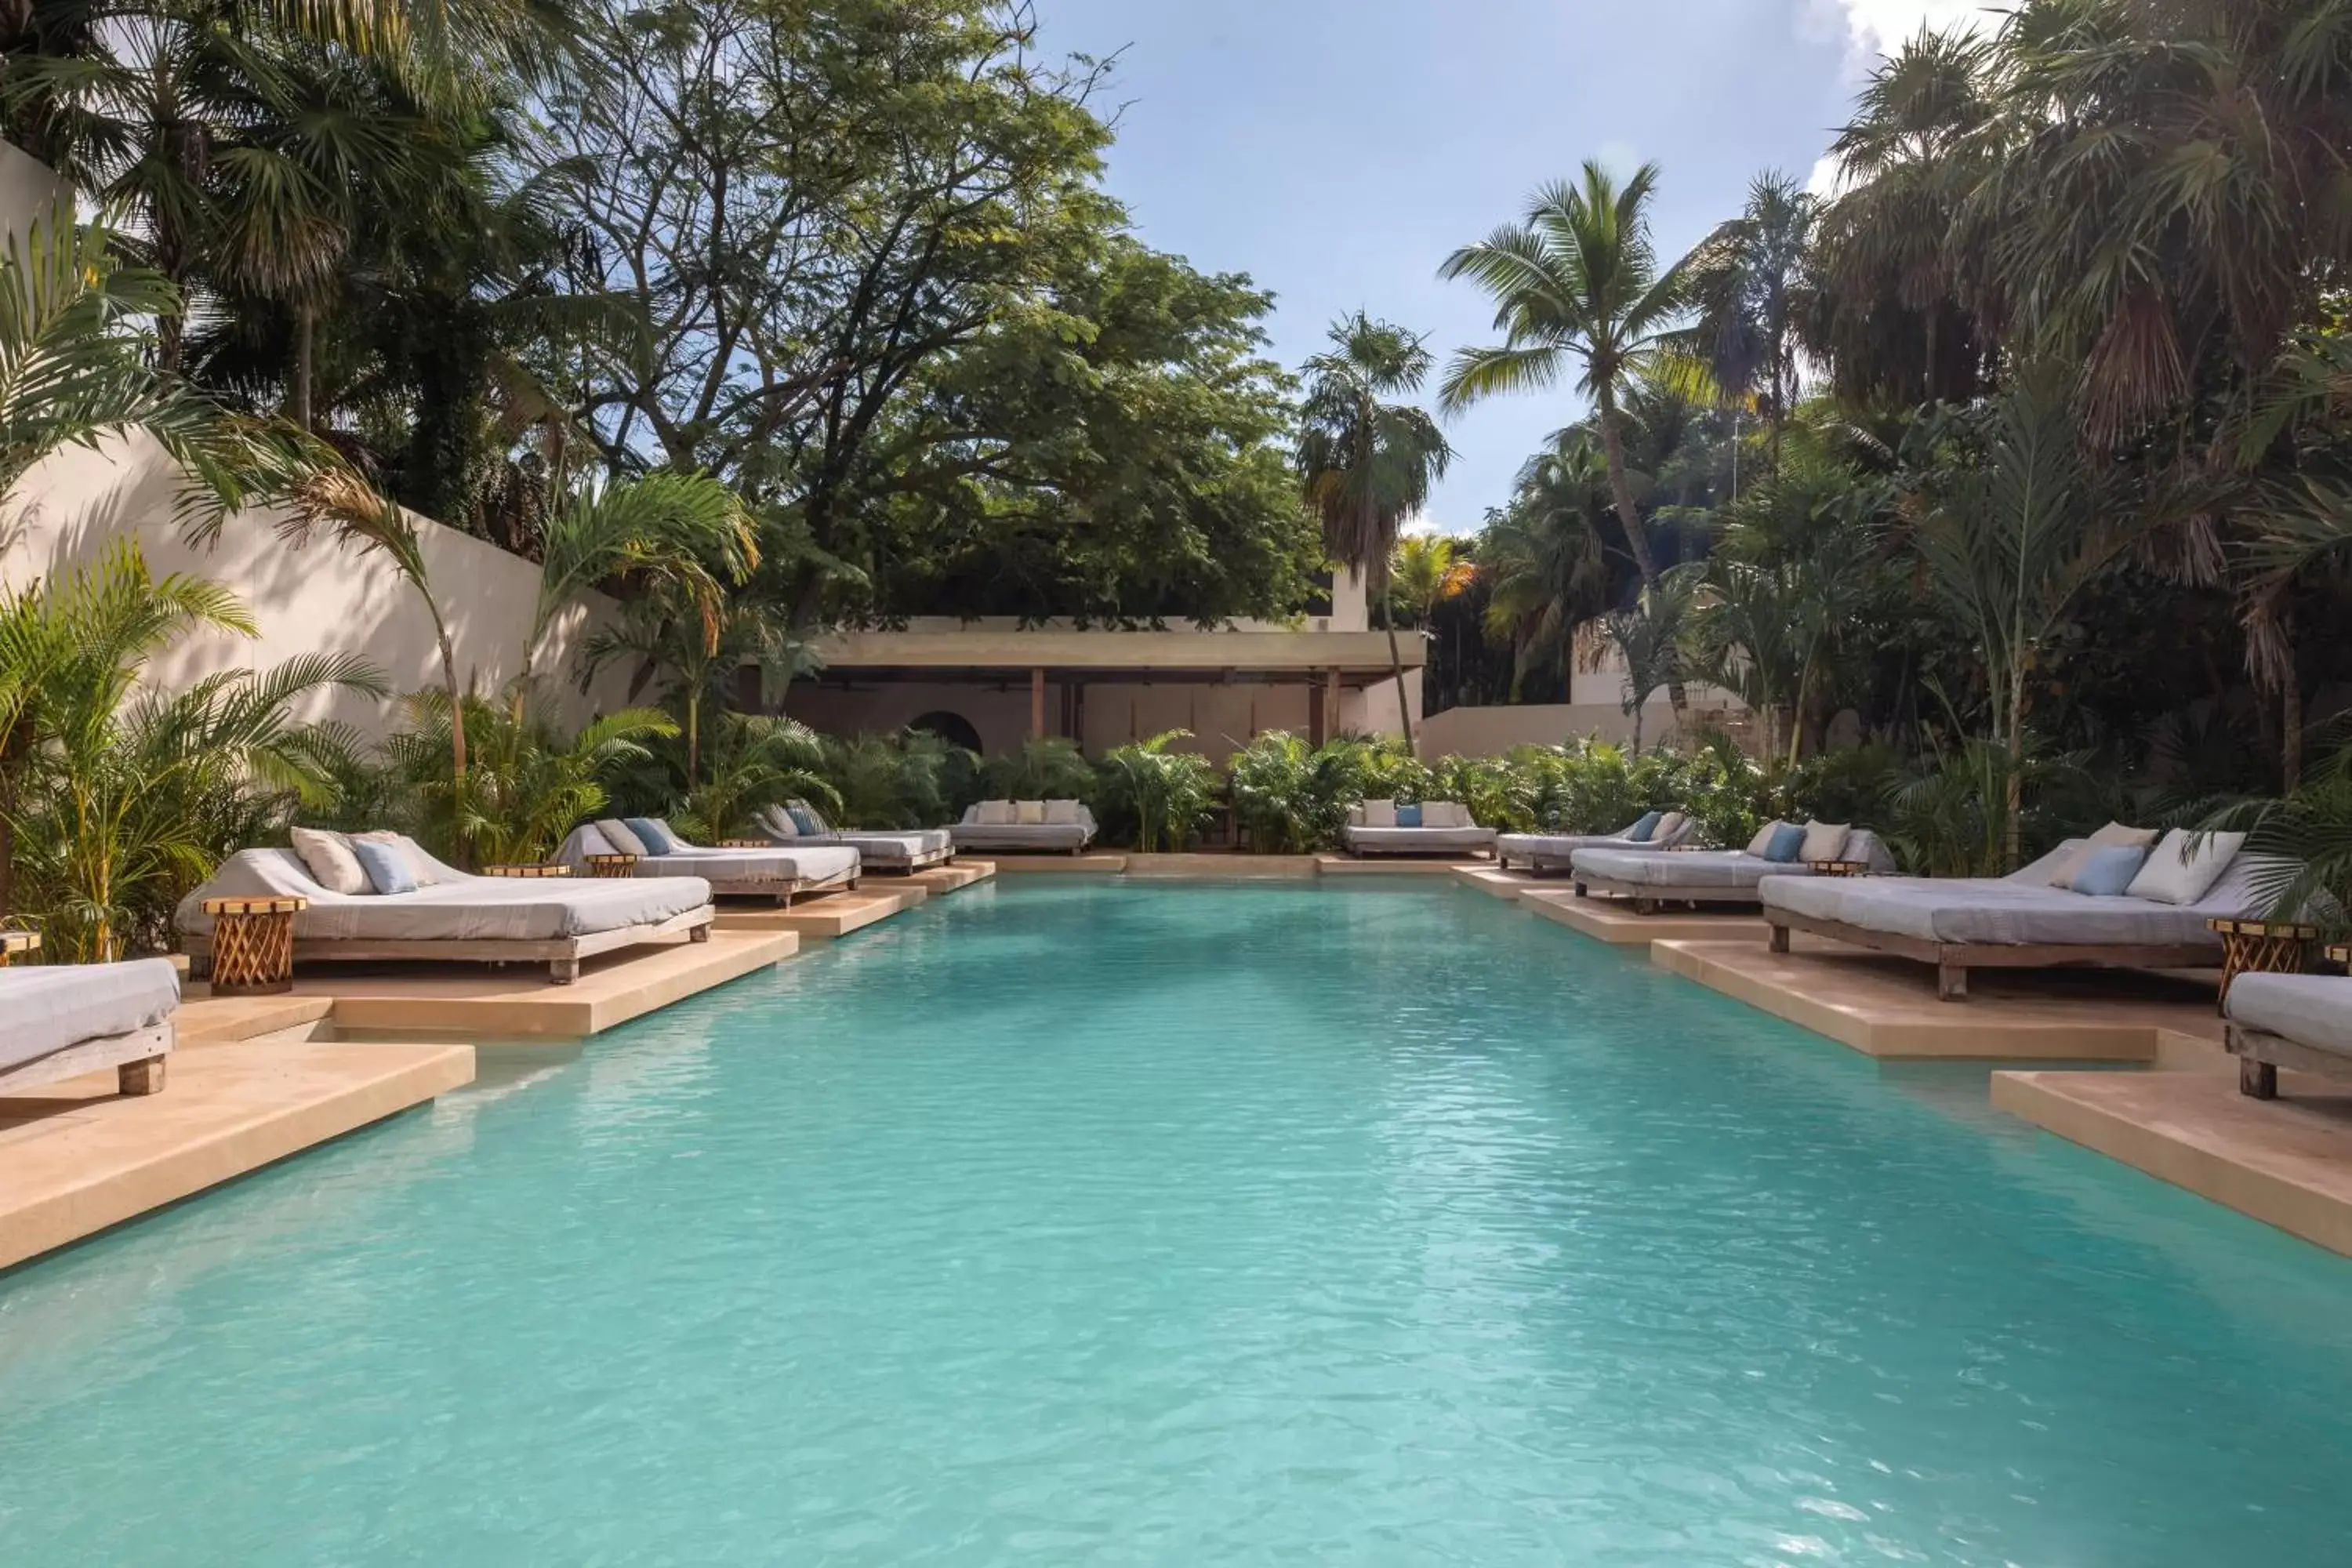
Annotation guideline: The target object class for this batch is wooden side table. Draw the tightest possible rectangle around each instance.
[719,839,770,849]
[484,863,572,878]
[201,895,308,996]
[585,852,639,880]
[2209,916,2320,1011]
[0,928,39,966]
[1806,859,1875,878]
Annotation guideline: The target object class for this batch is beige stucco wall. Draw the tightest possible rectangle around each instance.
[2,433,632,739]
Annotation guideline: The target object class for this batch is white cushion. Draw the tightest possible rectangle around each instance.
[975,800,1014,826]
[595,818,648,856]
[1422,801,1468,829]
[1655,811,1687,842]
[1800,821,1850,862]
[765,808,797,838]
[2126,828,2245,906]
[1014,800,1047,826]
[290,827,368,895]
[1745,820,1785,858]
[1043,799,1081,825]
[1360,799,1397,829]
[2047,822,2161,889]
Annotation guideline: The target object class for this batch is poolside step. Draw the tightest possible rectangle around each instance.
[1993,1068,2352,1257]
[1651,935,2218,1061]
[715,887,913,939]
[1523,892,1769,948]
[281,930,797,1040]
[0,1036,474,1272]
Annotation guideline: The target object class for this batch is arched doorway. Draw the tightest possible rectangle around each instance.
[907,710,984,755]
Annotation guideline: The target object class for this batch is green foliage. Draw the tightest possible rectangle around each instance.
[382,692,676,867]
[815,731,972,829]
[1226,731,1428,853]
[2198,728,2352,930]
[982,738,1095,804]
[1094,731,1221,852]
[606,714,839,845]
[2,545,387,959]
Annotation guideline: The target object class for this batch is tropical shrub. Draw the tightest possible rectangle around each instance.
[817,730,971,829]
[1094,731,1221,851]
[605,714,839,844]
[982,737,1094,804]
[383,692,677,867]
[2,546,386,960]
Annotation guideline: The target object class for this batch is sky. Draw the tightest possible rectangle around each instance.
[1033,0,1988,532]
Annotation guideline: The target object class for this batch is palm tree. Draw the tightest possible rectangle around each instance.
[1439,162,1699,608]
[1686,170,1814,476]
[1804,28,2000,406]
[522,470,760,697]
[1386,534,1472,630]
[1478,430,1619,699]
[0,198,301,533]
[1295,312,1453,753]
[383,690,676,866]
[2,543,385,956]
[275,466,474,811]
[1602,578,1691,757]
[1908,372,2146,864]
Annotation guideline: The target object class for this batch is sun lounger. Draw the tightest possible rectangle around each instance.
[1761,838,2265,1000]
[757,804,955,873]
[2226,975,2352,1099]
[1340,800,1497,858]
[1570,829,1898,913]
[178,840,714,984]
[1497,812,1697,872]
[0,957,176,1097]
[950,801,1096,854]
[561,822,860,905]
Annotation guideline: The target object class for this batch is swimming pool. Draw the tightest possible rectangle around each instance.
[4,879,2350,1563]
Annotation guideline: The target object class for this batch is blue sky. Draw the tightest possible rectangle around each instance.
[1035,0,1977,531]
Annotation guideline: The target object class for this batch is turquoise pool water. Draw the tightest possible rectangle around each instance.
[4,880,2351,1563]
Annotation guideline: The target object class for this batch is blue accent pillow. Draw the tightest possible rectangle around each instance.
[2071,844,2147,897]
[786,805,821,835]
[1628,810,1663,843]
[1396,803,1424,828]
[1761,822,1806,863]
[350,839,416,895]
[624,818,677,855]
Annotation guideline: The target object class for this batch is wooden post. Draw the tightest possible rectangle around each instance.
[1325,669,1341,742]
[1030,667,1047,739]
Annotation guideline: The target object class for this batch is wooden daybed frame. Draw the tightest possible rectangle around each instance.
[1764,907,2219,1003]
[700,860,858,907]
[2224,1021,2352,1102]
[187,906,716,985]
[0,1022,172,1098]
[1571,872,1762,916]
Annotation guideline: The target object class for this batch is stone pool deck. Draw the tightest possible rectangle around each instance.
[1994,1064,2352,1258]
[0,1021,473,1272]
[0,862,1007,1271]
[1650,933,2220,1062]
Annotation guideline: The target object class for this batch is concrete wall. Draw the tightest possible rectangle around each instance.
[2,433,632,739]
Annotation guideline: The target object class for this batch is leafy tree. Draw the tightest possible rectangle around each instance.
[1295,312,1453,752]
[1439,162,1700,641]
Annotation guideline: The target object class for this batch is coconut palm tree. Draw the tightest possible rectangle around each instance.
[1685,170,1815,476]
[1295,312,1453,753]
[1386,534,1472,631]
[1439,162,1700,607]
[1602,577,1692,757]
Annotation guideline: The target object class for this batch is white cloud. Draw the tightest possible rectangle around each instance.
[1804,2,1994,192]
